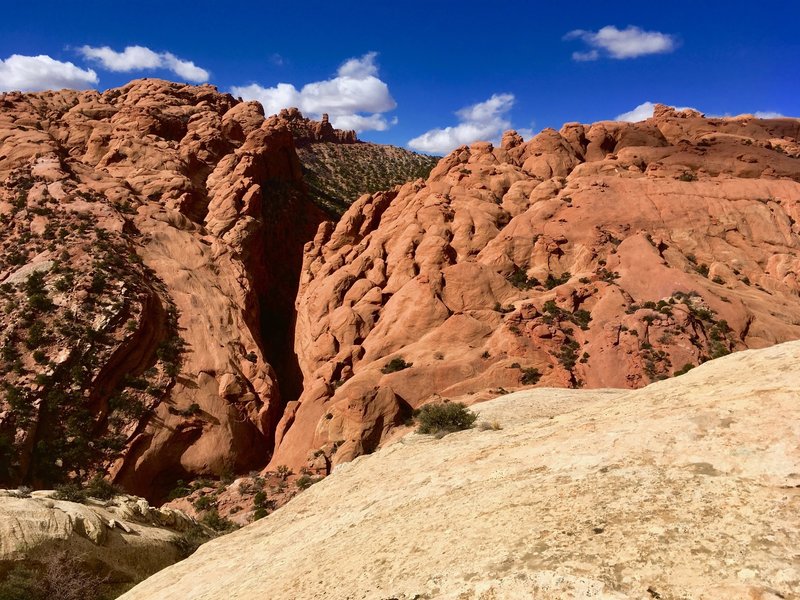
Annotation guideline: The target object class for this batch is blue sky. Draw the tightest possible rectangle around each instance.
[1,0,797,153]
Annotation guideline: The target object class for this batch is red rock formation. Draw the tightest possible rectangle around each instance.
[278,105,800,473]
[265,108,359,147]
[0,79,326,500]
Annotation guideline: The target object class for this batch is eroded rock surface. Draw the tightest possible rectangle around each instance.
[0,490,195,591]
[0,79,325,499]
[282,106,800,471]
[120,340,800,600]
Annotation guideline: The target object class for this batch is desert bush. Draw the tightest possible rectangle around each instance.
[274,465,291,480]
[381,357,412,374]
[53,482,87,503]
[415,402,477,435]
[507,267,539,290]
[52,476,119,503]
[252,508,269,521]
[167,480,191,500]
[200,508,237,533]
[192,495,215,511]
[295,474,320,490]
[674,363,695,376]
[544,272,571,290]
[83,475,121,500]
[172,523,211,559]
[520,367,541,385]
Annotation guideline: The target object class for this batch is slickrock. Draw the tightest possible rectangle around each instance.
[121,340,800,600]
[0,490,196,592]
[280,106,800,471]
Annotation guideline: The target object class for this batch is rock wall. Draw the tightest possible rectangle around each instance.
[0,79,326,500]
[279,106,800,472]
[265,108,359,147]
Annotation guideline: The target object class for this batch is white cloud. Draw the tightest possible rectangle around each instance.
[615,101,660,122]
[565,26,676,60]
[572,50,599,62]
[407,93,517,155]
[614,102,788,122]
[78,45,209,82]
[161,53,209,82]
[753,111,785,119]
[516,128,535,140]
[231,52,396,133]
[331,113,397,132]
[615,101,695,122]
[0,54,98,92]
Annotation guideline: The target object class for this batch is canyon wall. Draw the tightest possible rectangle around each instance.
[277,105,800,472]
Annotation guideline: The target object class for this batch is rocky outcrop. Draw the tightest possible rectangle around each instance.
[265,108,359,146]
[279,106,800,472]
[263,108,439,216]
[120,340,800,600]
[0,489,196,594]
[0,79,326,500]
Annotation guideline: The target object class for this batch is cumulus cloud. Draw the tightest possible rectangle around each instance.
[78,45,209,82]
[615,102,788,122]
[753,111,786,119]
[565,26,676,60]
[615,101,666,122]
[616,101,697,122]
[231,52,396,133]
[407,93,517,155]
[0,54,98,92]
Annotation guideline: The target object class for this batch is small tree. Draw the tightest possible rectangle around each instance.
[415,402,477,435]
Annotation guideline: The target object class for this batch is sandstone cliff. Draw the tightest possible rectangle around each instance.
[277,106,800,472]
[2,83,799,511]
[0,79,326,500]
[119,340,800,600]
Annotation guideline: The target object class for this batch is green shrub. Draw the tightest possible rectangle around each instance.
[381,357,412,374]
[507,267,539,290]
[200,508,237,533]
[53,482,87,503]
[415,402,477,435]
[275,465,291,479]
[0,548,110,600]
[295,474,320,490]
[167,480,191,500]
[52,476,120,503]
[520,367,541,385]
[674,363,695,376]
[172,523,211,559]
[84,475,121,500]
[544,272,571,290]
[193,495,215,511]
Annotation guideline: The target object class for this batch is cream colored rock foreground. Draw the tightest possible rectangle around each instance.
[0,492,193,585]
[122,341,800,600]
